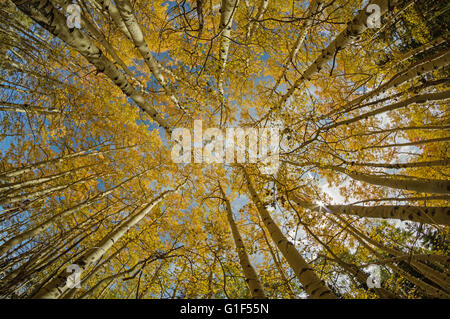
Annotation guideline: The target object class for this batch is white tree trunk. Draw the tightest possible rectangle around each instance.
[325,90,450,130]
[33,189,175,298]
[272,0,321,92]
[330,166,450,194]
[11,0,173,134]
[0,172,143,256]
[219,184,266,298]
[278,0,403,108]
[115,0,187,114]
[217,0,240,97]
[291,198,450,226]
[242,167,337,299]
[342,49,450,111]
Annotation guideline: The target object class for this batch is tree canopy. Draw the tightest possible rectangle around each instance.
[0,0,448,299]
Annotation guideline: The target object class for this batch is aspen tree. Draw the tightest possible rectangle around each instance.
[115,0,187,114]
[11,0,173,133]
[242,167,337,299]
[33,189,177,298]
[291,198,450,226]
[278,0,403,109]
[219,184,266,298]
[0,171,147,256]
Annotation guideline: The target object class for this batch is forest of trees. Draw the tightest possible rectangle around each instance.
[0,0,448,299]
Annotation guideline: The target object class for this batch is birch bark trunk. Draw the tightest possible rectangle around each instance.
[33,189,175,298]
[291,198,450,226]
[242,167,337,299]
[219,184,266,298]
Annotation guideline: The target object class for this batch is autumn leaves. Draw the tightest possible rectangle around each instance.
[1,0,449,299]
